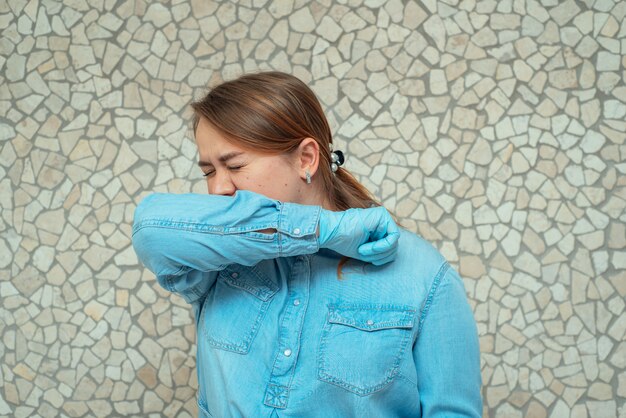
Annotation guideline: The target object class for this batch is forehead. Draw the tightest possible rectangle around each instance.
[195,118,240,151]
[194,118,237,148]
[194,117,292,166]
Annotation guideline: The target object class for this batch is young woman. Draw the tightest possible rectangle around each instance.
[132,72,482,417]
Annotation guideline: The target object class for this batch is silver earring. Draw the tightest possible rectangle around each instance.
[305,170,311,184]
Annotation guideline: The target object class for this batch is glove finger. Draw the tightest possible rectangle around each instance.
[357,240,390,257]
[382,230,400,248]
[372,236,398,254]
[370,252,397,266]
[368,209,392,240]
[368,236,399,262]
[358,232,399,256]
[358,207,384,238]
[372,221,400,249]
[358,246,397,265]
[359,245,392,260]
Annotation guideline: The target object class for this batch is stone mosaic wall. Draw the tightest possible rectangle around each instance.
[1,0,625,417]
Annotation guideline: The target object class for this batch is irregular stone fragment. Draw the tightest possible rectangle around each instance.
[467,138,492,165]
[288,7,316,33]
[316,16,342,42]
[549,0,580,26]
[423,14,445,50]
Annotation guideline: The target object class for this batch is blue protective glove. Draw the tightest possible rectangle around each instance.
[318,206,400,265]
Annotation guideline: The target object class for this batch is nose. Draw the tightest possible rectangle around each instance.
[208,169,236,196]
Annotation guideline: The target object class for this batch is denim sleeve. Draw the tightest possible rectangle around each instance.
[413,263,483,417]
[131,190,321,303]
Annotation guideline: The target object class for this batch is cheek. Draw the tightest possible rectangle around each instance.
[258,163,294,189]
[237,168,268,190]
[237,159,296,193]
[259,161,283,179]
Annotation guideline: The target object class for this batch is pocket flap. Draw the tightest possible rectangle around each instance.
[327,305,416,331]
[220,264,279,301]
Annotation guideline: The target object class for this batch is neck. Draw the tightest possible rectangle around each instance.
[301,183,338,212]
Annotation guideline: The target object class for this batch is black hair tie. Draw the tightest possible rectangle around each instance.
[331,150,344,172]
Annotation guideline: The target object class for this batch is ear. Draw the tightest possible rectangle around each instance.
[295,138,321,179]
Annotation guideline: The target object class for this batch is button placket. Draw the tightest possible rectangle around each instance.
[263,256,310,409]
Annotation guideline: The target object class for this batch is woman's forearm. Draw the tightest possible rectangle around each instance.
[131,190,321,277]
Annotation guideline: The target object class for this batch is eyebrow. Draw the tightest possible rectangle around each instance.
[197,151,245,167]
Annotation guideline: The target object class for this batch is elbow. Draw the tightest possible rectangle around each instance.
[132,223,186,277]
[132,226,160,275]
[132,197,156,271]
[133,194,158,227]
[132,229,172,277]
[132,194,188,277]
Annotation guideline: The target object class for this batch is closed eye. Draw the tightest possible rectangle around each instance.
[202,166,244,177]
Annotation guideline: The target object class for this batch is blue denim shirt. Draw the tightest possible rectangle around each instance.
[132,190,482,417]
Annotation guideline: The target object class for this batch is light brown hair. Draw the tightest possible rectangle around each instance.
[191,71,401,277]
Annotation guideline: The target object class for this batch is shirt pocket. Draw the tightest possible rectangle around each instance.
[317,304,416,396]
[201,264,279,354]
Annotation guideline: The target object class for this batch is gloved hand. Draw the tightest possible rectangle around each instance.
[318,206,400,265]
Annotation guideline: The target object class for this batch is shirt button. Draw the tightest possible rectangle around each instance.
[283,349,292,357]
[231,272,239,278]
[366,319,374,326]
[293,299,300,306]
[293,228,301,235]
